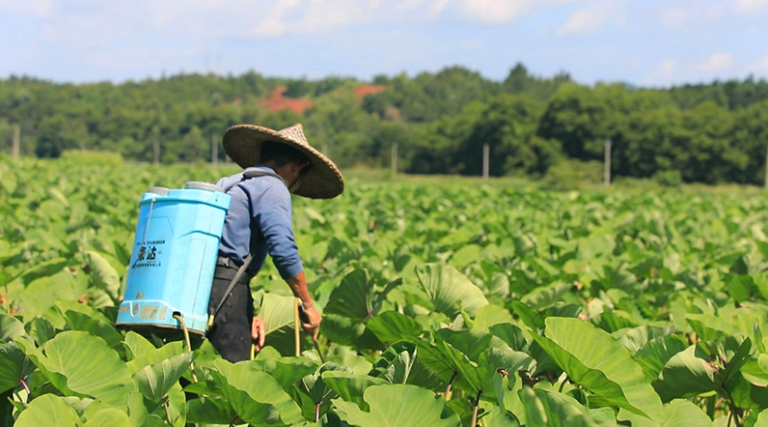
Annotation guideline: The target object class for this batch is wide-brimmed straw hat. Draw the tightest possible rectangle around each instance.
[222,123,344,199]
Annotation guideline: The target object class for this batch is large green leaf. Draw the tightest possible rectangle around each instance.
[520,282,574,310]
[686,313,740,342]
[493,369,526,424]
[415,264,488,318]
[489,323,529,352]
[248,357,320,392]
[633,335,689,382]
[533,317,663,422]
[755,408,768,427]
[370,341,442,389]
[0,341,35,394]
[521,387,620,427]
[54,301,124,351]
[320,313,385,350]
[367,311,424,343]
[0,314,24,341]
[259,292,315,356]
[14,394,81,427]
[84,250,121,301]
[472,304,515,332]
[293,362,349,422]
[654,336,751,402]
[14,268,84,316]
[433,329,533,400]
[125,339,185,375]
[140,381,186,427]
[25,317,56,346]
[132,352,192,401]
[16,330,132,407]
[324,269,378,320]
[613,325,674,355]
[477,403,521,427]
[123,330,158,360]
[618,399,713,427]
[333,384,462,427]
[82,407,133,427]
[322,370,389,411]
[186,396,238,425]
[210,358,305,426]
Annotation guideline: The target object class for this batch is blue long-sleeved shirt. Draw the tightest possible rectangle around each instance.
[216,165,303,279]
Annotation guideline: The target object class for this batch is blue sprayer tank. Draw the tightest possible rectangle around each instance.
[116,182,231,336]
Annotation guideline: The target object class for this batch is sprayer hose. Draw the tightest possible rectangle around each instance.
[172,313,198,383]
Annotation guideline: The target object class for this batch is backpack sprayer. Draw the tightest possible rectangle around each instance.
[116,173,310,359]
[116,182,231,337]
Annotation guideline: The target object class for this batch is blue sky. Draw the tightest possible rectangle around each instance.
[1,0,767,88]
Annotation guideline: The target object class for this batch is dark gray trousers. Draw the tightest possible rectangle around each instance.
[206,263,254,362]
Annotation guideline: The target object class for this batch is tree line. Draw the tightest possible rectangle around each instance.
[1,64,768,185]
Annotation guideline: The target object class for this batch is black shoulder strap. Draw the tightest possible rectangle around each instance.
[209,254,254,326]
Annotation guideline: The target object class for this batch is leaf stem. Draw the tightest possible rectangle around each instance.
[723,387,741,427]
[706,396,716,420]
[315,402,321,423]
[445,371,458,401]
[162,400,172,425]
[19,378,30,398]
[471,389,483,427]
[313,339,326,364]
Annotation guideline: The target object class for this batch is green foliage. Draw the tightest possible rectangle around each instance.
[60,150,124,165]
[333,384,462,427]
[539,159,602,191]
[3,159,768,425]
[3,67,768,184]
[653,170,683,187]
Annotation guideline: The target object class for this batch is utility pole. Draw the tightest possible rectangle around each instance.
[12,125,20,160]
[764,144,768,190]
[604,139,612,187]
[211,135,218,166]
[154,136,160,164]
[391,143,398,176]
[482,143,489,180]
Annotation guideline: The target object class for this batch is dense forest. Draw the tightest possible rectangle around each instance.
[1,64,768,185]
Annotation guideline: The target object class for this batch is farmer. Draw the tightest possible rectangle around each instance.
[207,123,344,362]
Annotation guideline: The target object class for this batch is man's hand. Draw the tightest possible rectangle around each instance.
[301,305,322,341]
[251,316,266,352]
[285,271,322,341]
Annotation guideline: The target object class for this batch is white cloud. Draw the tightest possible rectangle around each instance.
[30,0,380,43]
[643,59,677,86]
[4,0,597,45]
[556,1,622,35]
[0,0,54,17]
[397,0,426,11]
[456,0,579,24]
[746,55,768,74]
[697,52,734,72]
[657,3,726,31]
[737,0,768,12]
[645,53,744,86]
[461,39,482,50]
[458,0,533,23]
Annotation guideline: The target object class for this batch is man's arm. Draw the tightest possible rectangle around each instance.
[256,184,322,340]
[285,271,322,340]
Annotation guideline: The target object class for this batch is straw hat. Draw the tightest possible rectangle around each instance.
[222,123,344,199]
